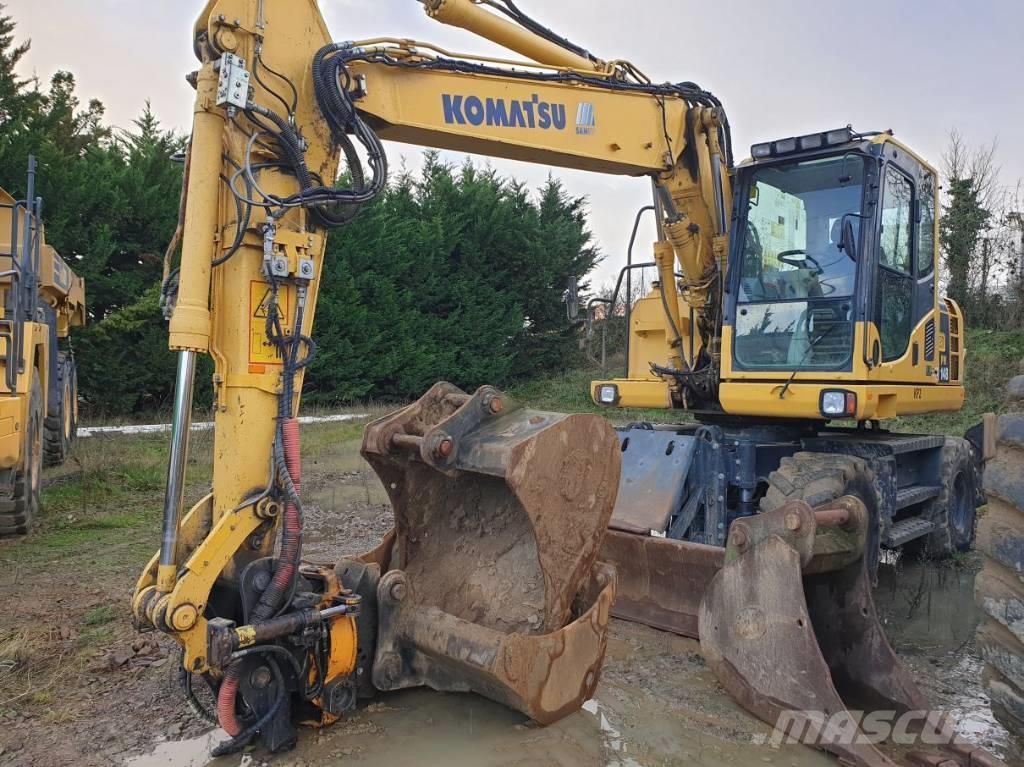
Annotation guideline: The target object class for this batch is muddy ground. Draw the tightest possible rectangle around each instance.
[0,417,1019,767]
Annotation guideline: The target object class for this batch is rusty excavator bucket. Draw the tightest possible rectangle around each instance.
[348,383,620,724]
[604,499,1004,767]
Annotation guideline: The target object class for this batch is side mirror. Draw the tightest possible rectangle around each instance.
[839,216,858,261]
[563,276,581,323]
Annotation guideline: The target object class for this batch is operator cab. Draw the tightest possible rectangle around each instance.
[720,127,959,421]
[729,127,934,376]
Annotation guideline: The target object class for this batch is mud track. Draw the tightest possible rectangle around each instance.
[0,422,1017,766]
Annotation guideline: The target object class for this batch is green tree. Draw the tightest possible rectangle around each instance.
[0,4,37,130]
[305,155,600,403]
[941,178,991,311]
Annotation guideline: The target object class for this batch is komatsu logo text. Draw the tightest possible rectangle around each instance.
[443,94,569,131]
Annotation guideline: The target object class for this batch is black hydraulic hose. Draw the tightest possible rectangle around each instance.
[230,644,304,680]
[177,650,218,725]
[625,205,656,377]
[212,170,252,267]
[487,0,599,63]
[232,642,322,702]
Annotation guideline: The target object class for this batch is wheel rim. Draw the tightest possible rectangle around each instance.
[28,410,41,502]
[951,472,971,540]
[63,378,72,441]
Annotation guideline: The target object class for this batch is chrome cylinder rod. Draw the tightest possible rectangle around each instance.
[158,350,198,588]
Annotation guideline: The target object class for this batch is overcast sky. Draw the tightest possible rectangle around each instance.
[10,0,1024,285]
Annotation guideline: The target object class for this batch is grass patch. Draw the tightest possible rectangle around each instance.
[82,605,117,627]
[0,629,37,668]
[79,624,116,648]
[300,412,386,459]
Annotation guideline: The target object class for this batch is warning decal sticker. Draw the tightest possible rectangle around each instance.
[249,281,291,365]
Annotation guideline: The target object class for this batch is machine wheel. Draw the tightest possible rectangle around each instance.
[976,376,1024,739]
[44,352,77,467]
[917,438,977,557]
[762,452,883,574]
[0,377,43,536]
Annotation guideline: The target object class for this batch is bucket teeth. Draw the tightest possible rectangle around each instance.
[356,383,620,723]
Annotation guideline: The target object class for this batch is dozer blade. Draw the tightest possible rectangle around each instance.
[353,382,620,724]
[606,497,1005,766]
[601,529,722,637]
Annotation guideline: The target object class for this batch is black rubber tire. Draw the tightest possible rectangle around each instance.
[0,377,43,536]
[762,451,883,575]
[917,438,977,557]
[43,352,77,467]
[976,379,1024,740]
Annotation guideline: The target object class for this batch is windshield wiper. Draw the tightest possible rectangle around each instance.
[778,321,838,400]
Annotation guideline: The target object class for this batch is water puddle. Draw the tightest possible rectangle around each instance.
[581,699,642,767]
[874,554,1014,760]
[125,555,1016,766]
[124,730,241,767]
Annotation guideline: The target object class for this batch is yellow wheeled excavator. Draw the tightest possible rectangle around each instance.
[134,2,1003,765]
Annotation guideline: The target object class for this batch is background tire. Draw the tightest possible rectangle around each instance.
[0,376,43,536]
[43,352,77,467]
[976,376,1024,740]
[762,451,883,574]
[918,438,977,557]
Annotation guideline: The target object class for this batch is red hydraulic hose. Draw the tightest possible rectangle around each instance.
[268,417,302,606]
[217,669,243,736]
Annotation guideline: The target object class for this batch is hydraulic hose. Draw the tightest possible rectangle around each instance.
[257,416,303,617]
[216,668,243,736]
[215,417,302,737]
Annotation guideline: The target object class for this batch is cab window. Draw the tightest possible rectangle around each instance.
[876,168,915,361]
[917,174,936,276]
[879,171,913,274]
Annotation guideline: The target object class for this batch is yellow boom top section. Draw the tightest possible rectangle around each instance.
[340,0,735,380]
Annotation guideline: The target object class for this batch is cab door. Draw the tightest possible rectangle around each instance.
[874,166,916,366]
[868,156,936,384]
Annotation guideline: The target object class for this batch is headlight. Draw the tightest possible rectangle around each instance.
[751,142,772,159]
[798,133,824,150]
[596,385,619,406]
[825,127,853,146]
[820,390,857,418]
[773,137,798,154]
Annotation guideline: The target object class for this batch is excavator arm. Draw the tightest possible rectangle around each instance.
[132,0,624,755]
[135,0,728,676]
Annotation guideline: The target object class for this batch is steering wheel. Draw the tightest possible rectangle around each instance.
[777,249,822,273]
